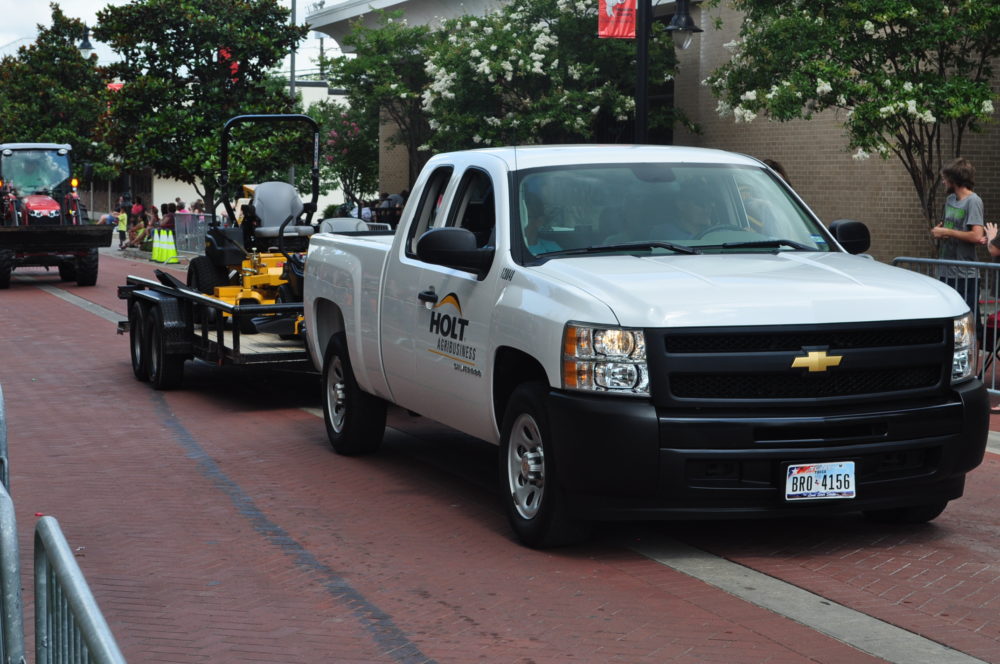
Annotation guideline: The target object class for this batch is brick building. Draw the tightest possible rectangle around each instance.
[308,0,1000,261]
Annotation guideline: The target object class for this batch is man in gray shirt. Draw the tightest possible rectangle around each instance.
[931,157,984,331]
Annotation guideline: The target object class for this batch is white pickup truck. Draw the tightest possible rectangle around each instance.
[303,145,989,547]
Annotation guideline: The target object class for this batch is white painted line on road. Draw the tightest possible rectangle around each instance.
[630,535,987,664]
[34,283,124,324]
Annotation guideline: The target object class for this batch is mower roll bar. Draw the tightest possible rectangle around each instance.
[218,114,321,231]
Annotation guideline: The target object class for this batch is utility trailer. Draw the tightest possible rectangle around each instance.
[117,271,310,390]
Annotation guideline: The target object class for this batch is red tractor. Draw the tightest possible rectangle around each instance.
[0,143,113,288]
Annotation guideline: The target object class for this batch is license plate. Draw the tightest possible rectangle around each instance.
[785,462,855,501]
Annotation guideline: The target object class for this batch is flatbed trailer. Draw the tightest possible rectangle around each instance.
[117,273,310,389]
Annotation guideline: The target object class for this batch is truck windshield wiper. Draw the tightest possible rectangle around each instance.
[538,241,701,257]
[703,238,815,251]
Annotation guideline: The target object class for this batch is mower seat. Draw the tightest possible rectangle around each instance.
[252,181,314,239]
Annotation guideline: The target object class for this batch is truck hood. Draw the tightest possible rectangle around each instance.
[536,252,967,328]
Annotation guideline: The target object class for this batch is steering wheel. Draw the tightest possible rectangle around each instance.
[694,224,748,240]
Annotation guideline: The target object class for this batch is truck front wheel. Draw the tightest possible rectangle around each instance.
[500,383,590,548]
[322,333,386,455]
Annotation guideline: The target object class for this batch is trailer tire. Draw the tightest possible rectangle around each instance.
[129,301,149,382]
[75,248,99,287]
[500,382,591,548]
[0,249,12,289]
[58,261,76,282]
[145,306,184,390]
[323,333,386,455]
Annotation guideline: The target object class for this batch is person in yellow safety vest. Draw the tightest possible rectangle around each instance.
[115,205,128,250]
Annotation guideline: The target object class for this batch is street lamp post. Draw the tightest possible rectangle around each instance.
[78,25,94,59]
[634,0,702,144]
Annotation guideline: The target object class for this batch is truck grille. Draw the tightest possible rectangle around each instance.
[648,320,951,407]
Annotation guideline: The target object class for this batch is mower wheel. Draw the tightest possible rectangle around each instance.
[129,301,149,382]
[145,306,184,390]
[0,250,12,289]
[58,261,76,282]
[75,248,99,286]
[322,332,386,455]
[187,256,229,295]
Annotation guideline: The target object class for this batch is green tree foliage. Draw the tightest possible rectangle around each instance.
[706,1,1000,224]
[0,4,113,178]
[423,0,679,152]
[307,100,379,207]
[94,0,308,209]
[326,11,432,186]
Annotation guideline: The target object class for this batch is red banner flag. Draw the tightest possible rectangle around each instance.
[598,0,636,39]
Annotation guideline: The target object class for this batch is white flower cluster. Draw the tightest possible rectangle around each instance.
[852,148,870,161]
[733,105,757,123]
[816,79,832,96]
[982,100,995,116]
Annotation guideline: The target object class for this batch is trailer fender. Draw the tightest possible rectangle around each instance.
[129,290,192,356]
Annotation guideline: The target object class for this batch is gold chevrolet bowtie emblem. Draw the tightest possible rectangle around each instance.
[791,350,843,372]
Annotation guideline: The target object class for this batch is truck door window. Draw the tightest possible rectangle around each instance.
[405,166,453,257]
[449,169,496,249]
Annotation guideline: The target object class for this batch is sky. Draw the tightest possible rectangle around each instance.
[0,0,333,73]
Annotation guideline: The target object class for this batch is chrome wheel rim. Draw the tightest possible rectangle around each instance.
[507,413,545,520]
[326,355,347,433]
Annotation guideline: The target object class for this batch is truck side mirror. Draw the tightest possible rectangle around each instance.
[416,227,494,278]
[828,219,871,255]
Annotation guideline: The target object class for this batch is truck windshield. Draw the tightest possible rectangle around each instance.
[1,149,71,196]
[515,163,831,257]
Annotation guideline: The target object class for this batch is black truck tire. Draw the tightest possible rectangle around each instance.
[0,250,12,289]
[58,261,77,282]
[75,248,99,287]
[129,301,149,382]
[145,306,185,390]
[322,333,386,455]
[499,382,591,548]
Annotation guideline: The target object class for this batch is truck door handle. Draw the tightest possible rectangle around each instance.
[418,289,438,304]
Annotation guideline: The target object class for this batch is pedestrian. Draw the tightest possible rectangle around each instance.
[762,158,791,186]
[160,202,175,230]
[148,205,160,228]
[115,205,128,250]
[130,196,145,224]
[931,157,984,327]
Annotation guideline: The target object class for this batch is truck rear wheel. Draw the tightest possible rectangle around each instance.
[145,306,184,390]
[500,382,590,548]
[323,333,386,455]
[0,250,12,289]
[129,301,149,382]
[75,248,99,286]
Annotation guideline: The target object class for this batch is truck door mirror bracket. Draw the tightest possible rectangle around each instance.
[828,219,871,255]
[416,227,494,278]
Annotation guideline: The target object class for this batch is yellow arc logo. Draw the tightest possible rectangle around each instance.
[791,350,843,373]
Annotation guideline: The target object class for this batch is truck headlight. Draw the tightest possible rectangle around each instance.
[562,323,649,396]
[952,313,975,383]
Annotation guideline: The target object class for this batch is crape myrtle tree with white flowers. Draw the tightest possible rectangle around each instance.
[705,0,1000,226]
[422,0,680,153]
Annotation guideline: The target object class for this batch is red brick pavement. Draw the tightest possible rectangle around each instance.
[0,252,995,662]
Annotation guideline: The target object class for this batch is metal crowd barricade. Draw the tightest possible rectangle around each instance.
[0,384,126,664]
[172,212,211,254]
[34,518,126,664]
[891,256,1000,394]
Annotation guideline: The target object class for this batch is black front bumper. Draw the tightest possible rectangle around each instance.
[547,379,989,520]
